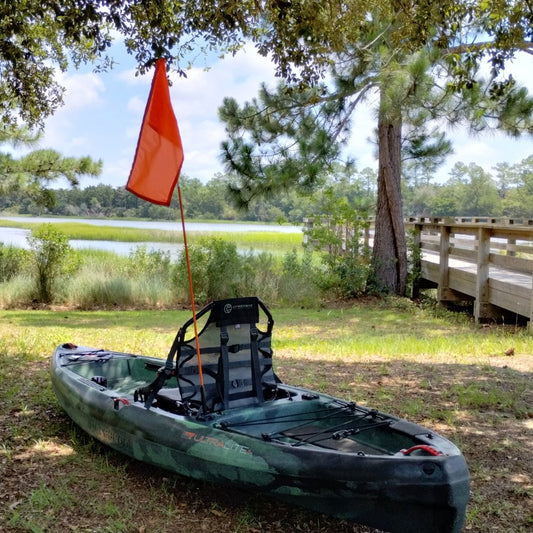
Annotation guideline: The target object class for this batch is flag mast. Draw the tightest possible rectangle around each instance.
[177,185,207,411]
[126,58,207,414]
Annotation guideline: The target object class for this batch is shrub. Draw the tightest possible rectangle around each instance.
[126,245,172,281]
[239,251,280,304]
[172,237,243,304]
[27,224,80,303]
[305,217,371,298]
[0,244,31,282]
[279,249,321,306]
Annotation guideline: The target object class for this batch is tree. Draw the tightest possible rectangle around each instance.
[219,3,533,294]
[498,155,533,216]
[448,163,502,216]
[0,0,262,128]
[0,125,101,208]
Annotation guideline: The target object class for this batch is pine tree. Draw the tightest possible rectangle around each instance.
[0,125,101,208]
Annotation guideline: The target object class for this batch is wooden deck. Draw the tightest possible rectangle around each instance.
[408,218,533,328]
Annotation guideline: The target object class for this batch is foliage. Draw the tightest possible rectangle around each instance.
[0,168,376,224]
[303,189,371,298]
[279,249,321,307]
[0,244,31,282]
[27,224,80,303]
[406,228,422,297]
[0,240,336,309]
[4,1,531,129]
[0,124,102,208]
[126,246,172,281]
[172,237,239,303]
[404,154,533,217]
[0,1,255,127]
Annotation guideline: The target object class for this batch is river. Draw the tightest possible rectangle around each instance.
[0,216,302,256]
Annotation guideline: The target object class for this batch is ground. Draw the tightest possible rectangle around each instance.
[0,303,531,532]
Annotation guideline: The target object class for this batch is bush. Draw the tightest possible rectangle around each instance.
[0,244,31,282]
[279,249,321,306]
[172,237,243,304]
[239,251,280,304]
[172,238,289,306]
[27,224,80,303]
[317,240,370,298]
[305,216,371,299]
[126,245,172,281]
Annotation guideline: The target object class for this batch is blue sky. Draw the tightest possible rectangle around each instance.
[37,44,533,190]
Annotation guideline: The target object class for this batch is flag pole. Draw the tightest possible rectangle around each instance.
[125,58,206,412]
[177,185,207,414]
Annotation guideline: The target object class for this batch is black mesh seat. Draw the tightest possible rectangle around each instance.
[159,297,280,413]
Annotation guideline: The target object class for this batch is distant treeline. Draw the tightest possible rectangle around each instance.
[0,173,376,223]
[2,155,533,222]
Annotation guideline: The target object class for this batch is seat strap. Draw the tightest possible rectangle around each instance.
[220,326,230,409]
[250,326,264,403]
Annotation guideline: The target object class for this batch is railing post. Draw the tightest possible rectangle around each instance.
[410,223,422,299]
[474,227,495,323]
[437,225,451,303]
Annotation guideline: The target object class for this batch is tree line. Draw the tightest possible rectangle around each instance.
[2,154,533,222]
[405,156,533,218]
[0,167,378,223]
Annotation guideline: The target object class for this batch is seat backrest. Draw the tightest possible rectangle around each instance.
[175,297,278,412]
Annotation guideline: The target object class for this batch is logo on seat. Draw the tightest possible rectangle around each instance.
[224,303,233,314]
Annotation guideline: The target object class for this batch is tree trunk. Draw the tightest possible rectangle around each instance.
[370,113,407,295]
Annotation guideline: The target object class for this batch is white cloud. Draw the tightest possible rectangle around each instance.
[57,71,105,110]
[38,44,532,190]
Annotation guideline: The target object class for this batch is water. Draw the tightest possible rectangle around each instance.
[0,216,302,256]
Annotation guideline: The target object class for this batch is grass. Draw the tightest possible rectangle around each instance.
[0,299,532,532]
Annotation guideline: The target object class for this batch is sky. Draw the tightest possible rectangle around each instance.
[35,43,533,190]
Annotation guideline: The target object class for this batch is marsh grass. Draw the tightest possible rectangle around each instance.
[0,219,302,251]
[1,301,531,532]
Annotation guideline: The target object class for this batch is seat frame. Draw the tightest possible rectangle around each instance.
[155,297,279,415]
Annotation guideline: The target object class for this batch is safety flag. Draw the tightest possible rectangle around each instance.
[126,58,184,206]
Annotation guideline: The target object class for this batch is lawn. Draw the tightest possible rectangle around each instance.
[0,300,531,532]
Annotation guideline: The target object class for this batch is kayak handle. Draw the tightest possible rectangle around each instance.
[401,445,443,456]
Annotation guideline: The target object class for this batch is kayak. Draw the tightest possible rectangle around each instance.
[51,297,469,533]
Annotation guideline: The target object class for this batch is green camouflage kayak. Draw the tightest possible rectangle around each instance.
[51,297,469,533]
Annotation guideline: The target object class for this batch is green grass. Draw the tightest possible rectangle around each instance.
[1,301,532,532]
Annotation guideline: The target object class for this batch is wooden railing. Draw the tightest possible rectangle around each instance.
[407,217,533,327]
[303,216,533,327]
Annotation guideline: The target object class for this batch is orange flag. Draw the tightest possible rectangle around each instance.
[126,58,184,206]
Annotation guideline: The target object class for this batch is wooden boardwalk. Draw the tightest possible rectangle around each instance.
[408,218,533,327]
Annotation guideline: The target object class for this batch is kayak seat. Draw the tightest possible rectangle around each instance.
[170,297,280,413]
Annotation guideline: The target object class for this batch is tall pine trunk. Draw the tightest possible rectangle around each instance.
[370,111,407,295]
